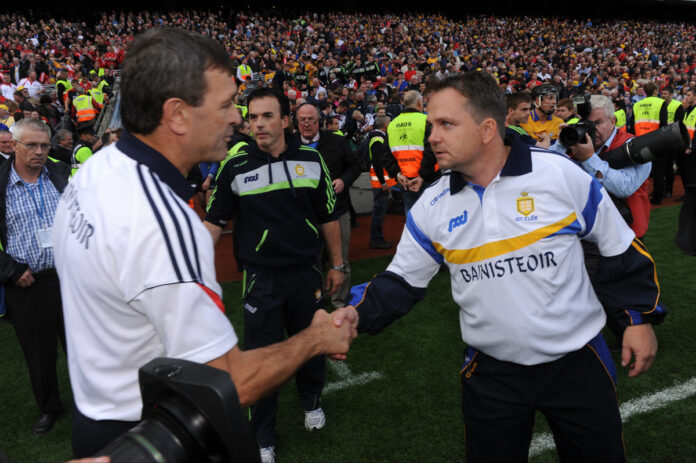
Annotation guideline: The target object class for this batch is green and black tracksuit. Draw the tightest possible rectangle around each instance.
[204,134,337,448]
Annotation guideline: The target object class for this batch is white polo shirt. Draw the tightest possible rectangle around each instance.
[54,132,237,421]
[388,138,634,365]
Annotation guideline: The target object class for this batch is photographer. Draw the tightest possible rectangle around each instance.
[566,95,652,239]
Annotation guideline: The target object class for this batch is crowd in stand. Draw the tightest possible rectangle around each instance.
[2,10,696,127]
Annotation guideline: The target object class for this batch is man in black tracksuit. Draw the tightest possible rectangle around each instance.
[204,88,344,458]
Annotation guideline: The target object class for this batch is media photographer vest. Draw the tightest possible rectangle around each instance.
[387,110,427,178]
[633,96,665,136]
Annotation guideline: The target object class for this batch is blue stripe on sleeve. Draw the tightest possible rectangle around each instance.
[347,282,369,307]
[405,212,444,265]
[626,310,643,325]
[547,219,583,238]
[579,178,604,238]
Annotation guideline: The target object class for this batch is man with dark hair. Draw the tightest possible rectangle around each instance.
[1,119,70,434]
[70,124,101,176]
[53,28,355,459]
[555,97,578,123]
[325,115,342,135]
[505,92,533,132]
[336,71,663,462]
[205,88,347,463]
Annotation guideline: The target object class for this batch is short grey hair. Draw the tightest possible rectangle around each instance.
[56,128,73,142]
[590,95,616,121]
[402,90,423,109]
[12,118,50,141]
[374,115,390,131]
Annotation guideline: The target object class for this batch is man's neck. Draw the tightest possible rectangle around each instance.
[459,141,511,188]
[267,141,289,158]
[133,132,191,175]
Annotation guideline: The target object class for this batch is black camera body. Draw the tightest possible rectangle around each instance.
[558,94,597,147]
[96,358,260,463]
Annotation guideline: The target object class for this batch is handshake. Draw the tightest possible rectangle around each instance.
[309,305,360,360]
[66,306,361,463]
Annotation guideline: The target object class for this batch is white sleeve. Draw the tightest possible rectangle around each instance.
[387,210,441,288]
[571,171,635,257]
[130,282,238,364]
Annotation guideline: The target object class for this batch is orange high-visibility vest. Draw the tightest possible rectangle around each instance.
[387,111,429,178]
[73,94,97,122]
[633,96,664,136]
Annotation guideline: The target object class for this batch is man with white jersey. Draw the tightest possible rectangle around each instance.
[52,28,356,459]
[336,72,664,462]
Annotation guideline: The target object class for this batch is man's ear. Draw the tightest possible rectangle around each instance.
[161,98,189,136]
[481,118,498,145]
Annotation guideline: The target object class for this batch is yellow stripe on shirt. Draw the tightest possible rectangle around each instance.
[433,212,578,265]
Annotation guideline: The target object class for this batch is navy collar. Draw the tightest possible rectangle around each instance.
[116,131,195,201]
[449,135,532,195]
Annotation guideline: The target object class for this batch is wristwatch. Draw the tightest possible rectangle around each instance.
[331,263,348,273]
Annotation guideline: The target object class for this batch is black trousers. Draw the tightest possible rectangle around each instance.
[72,406,139,458]
[5,269,66,415]
[460,335,625,463]
[243,267,325,448]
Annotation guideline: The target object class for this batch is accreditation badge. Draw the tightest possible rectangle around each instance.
[36,227,53,249]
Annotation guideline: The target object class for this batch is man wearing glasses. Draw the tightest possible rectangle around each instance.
[295,103,360,310]
[568,94,652,240]
[0,118,71,434]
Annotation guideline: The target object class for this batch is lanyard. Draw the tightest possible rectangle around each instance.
[22,174,45,221]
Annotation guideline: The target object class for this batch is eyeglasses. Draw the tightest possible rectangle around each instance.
[16,141,50,152]
[298,117,318,124]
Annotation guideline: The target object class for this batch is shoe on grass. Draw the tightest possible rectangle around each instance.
[260,446,275,463]
[304,407,326,431]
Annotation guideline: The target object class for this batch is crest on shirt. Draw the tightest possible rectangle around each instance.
[516,192,535,217]
[295,164,305,176]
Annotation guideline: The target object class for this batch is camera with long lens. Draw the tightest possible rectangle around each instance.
[558,94,597,146]
[95,358,260,463]
[603,121,690,169]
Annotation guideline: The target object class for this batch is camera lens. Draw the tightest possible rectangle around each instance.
[559,125,585,147]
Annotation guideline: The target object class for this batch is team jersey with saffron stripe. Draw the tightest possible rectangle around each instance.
[53,132,237,421]
[387,138,634,365]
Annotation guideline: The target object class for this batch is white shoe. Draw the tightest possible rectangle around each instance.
[259,446,275,463]
[304,407,326,431]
